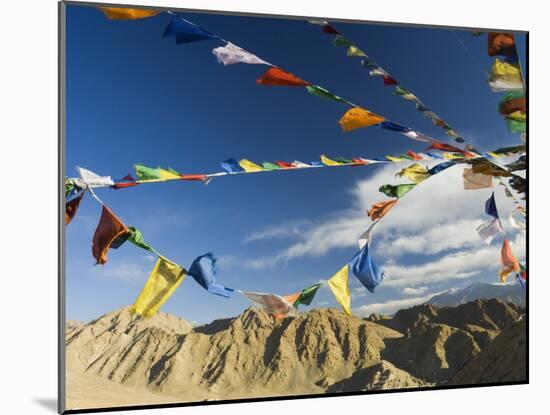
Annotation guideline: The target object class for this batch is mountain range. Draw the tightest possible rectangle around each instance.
[65,298,526,410]
[425,282,526,308]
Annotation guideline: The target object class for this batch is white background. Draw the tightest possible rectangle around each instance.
[0,0,544,413]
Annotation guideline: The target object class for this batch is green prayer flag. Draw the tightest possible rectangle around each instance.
[379,183,416,198]
[334,156,353,164]
[261,162,281,170]
[135,164,162,180]
[306,85,352,105]
[333,35,353,48]
[295,283,322,308]
[492,145,526,155]
[110,227,157,254]
[65,182,75,198]
[506,118,526,133]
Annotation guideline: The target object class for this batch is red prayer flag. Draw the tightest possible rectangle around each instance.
[406,151,423,160]
[499,239,521,282]
[92,206,129,265]
[428,141,466,154]
[65,192,85,225]
[499,98,526,115]
[180,174,209,181]
[488,32,516,56]
[352,158,368,165]
[256,67,311,87]
[112,182,140,189]
[383,76,398,86]
[322,24,340,35]
[275,161,294,168]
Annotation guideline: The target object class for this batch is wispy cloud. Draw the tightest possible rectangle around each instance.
[92,261,150,283]
[402,286,430,296]
[244,219,311,242]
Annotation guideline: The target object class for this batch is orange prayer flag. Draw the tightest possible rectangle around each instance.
[65,192,85,225]
[499,239,521,282]
[100,7,161,20]
[488,32,516,57]
[338,107,385,132]
[256,67,311,87]
[367,199,398,221]
[92,206,129,265]
[273,292,301,319]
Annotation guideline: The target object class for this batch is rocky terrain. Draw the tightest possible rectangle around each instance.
[65,299,526,410]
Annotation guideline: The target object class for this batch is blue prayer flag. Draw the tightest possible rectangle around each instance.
[221,158,245,173]
[380,121,412,133]
[428,161,454,175]
[485,192,499,219]
[188,253,234,298]
[348,243,384,293]
[163,15,218,44]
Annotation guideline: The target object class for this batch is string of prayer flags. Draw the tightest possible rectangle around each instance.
[499,239,521,282]
[134,164,181,181]
[488,32,516,57]
[241,291,297,316]
[379,183,416,198]
[463,168,494,190]
[349,243,385,293]
[256,67,311,87]
[338,107,385,131]
[77,167,115,188]
[221,158,245,173]
[188,253,234,298]
[212,42,271,66]
[327,265,351,316]
[367,199,398,221]
[238,159,265,172]
[100,7,160,20]
[163,14,219,44]
[306,85,353,105]
[131,257,187,317]
[65,191,85,225]
[293,283,323,308]
[92,206,129,265]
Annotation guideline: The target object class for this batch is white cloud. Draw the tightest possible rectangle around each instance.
[354,292,439,316]
[93,262,149,283]
[402,286,429,296]
[244,220,311,242]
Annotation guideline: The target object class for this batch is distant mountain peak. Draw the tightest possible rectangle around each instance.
[425,282,525,308]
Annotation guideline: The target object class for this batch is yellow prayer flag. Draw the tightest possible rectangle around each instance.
[327,265,351,316]
[158,169,182,180]
[396,163,430,183]
[131,257,187,318]
[490,59,522,82]
[339,107,385,132]
[386,155,404,162]
[347,46,366,57]
[100,7,160,20]
[443,152,464,160]
[321,154,342,166]
[239,159,265,172]
[506,111,527,122]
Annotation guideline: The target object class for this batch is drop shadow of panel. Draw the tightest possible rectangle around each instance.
[34,397,57,412]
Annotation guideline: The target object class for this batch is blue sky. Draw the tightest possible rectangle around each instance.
[65,4,526,324]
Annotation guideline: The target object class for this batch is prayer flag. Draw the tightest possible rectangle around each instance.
[131,257,187,317]
[485,192,500,219]
[349,243,385,293]
[367,199,398,221]
[262,162,281,170]
[394,86,417,101]
[294,283,323,308]
[490,59,522,83]
[506,111,527,122]
[321,155,343,166]
[406,151,423,161]
[506,118,526,133]
[427,141,465,154]
[347,46,366,57]
[221,158,245,173]
[188,253,234,298]
[241,291,296,316]
[238,159,265,172]
[380,121,412,134]
[333,35,353,47]
[358,221,379,250]
[396,163,430,183]
[428,161,455,175]
[77,167,115,188]
[322,24,340,35]
[383,76,398,86]
[470,158,513,177]
[339,107,385,131]
[476,218,503,244]
[134,164,181,181]
[379,183,416,198]
[163,15,218,44]
[489,78,524,92]
[275,161,294,169]
[499,239,521,282]
[293,160,312,168]
[66,192,85,225]
[369,67,389,77]
[256,67,311,87]
[463,168,493,190]
[499,96,526,115]
[100,7,160,20]
[306,85,352,104]
[488,32,516,56]
[402,131,434,143]
[111,226,157,254]
[327,265,351,316]
[92,206,129,265]
[361,58,378,70]
[212,42,271,66]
